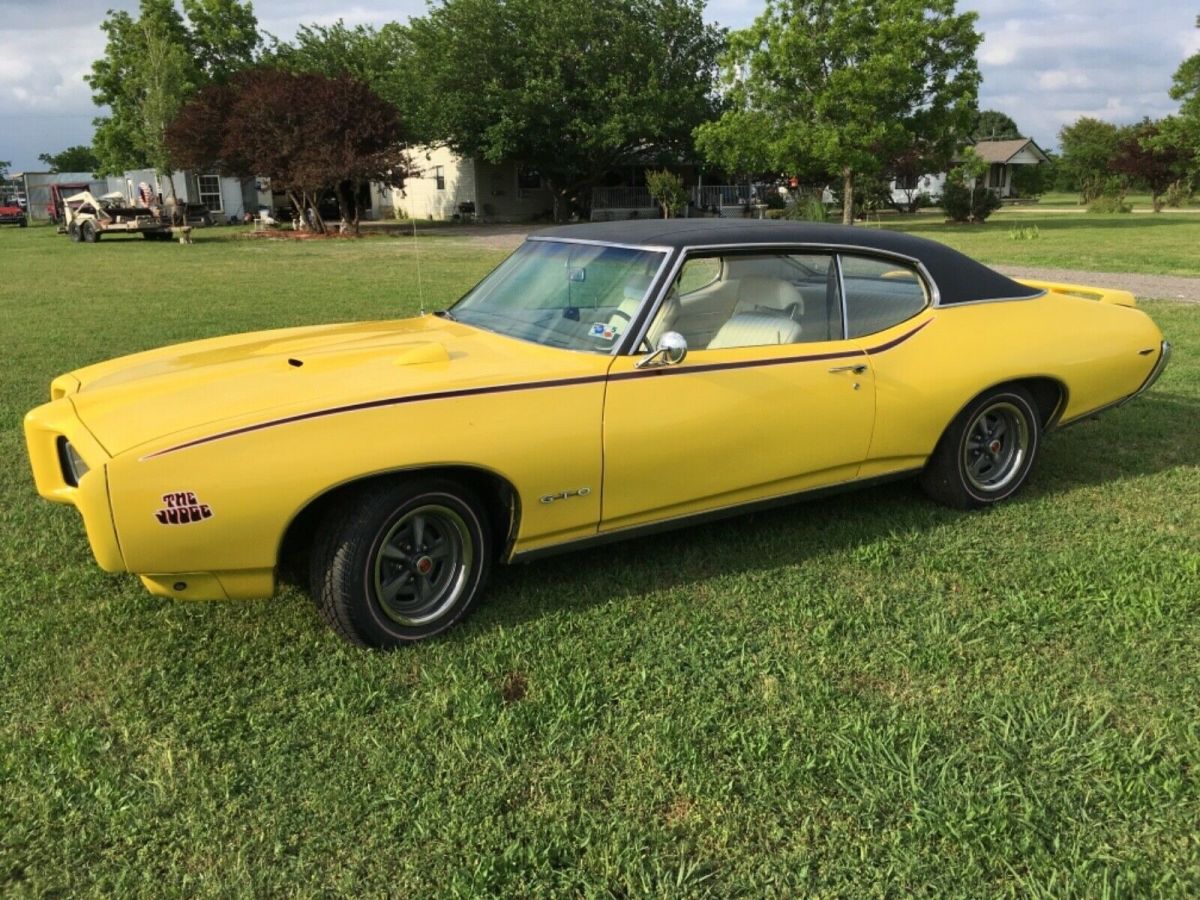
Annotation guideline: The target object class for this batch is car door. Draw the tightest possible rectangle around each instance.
[599,249,877,532]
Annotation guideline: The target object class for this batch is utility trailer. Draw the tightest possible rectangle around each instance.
[61,191,173,242]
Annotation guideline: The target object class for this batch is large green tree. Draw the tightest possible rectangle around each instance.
[973,109,1021,140]
[37,145,101,173]
[407,0,723,220]
[86,0,260,176]
[266,21,417,116]
[696,0,980,224]
[1056,117,1122,201]
[1158,15,1200,178]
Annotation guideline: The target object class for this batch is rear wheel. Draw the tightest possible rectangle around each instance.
[81,221,98,243]
[68,222,81,242]
[309,478,492,648]
[920,385,1041,509]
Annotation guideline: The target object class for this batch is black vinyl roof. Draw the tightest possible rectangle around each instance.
[534,219,1043,305]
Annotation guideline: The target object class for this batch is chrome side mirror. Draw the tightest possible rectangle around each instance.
[636,331,688,369]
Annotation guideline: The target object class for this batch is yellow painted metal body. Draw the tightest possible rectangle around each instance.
[24,280,1165,602]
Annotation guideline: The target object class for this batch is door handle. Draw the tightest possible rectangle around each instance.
[828,364,867,374]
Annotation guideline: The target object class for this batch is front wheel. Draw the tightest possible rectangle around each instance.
[309,478,492,648]
[920,385,1041,509]
[68,222,81,242]
[81,221,98,243]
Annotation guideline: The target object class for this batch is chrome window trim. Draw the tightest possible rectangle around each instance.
[622,241,943,354]
[834,253,849,340]
[939,290,1048,307]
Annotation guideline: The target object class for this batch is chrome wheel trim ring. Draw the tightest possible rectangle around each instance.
[961,400,1031,494]
[371,504,474,627]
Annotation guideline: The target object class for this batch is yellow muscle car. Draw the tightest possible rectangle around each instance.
[25,220,1170,647]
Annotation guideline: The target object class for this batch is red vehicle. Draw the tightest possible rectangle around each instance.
[48,182,91,227]
[0,194,26,227]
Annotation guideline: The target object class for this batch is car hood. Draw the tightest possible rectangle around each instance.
[65,315,609,457]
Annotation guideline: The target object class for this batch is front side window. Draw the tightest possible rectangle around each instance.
[642,252,843,351]
[197,174,222,211]
[451,240,666,352]
[840,255,928,338]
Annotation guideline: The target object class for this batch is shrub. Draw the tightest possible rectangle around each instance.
[644,168,688,218]
[1007,224,1040,241]
[785,195,828,222]
[1164,180,1193,208]
[941,180,1002,222]
[1087,195,1132,213]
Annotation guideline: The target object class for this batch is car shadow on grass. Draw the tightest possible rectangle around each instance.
[463,390,1200,636]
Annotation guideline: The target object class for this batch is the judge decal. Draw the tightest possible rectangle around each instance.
[155,491,213,525]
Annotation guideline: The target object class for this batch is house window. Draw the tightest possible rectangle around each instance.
[988,164,1005,189]
[895,173,919,190]
[197,174,222,212]
[517,167,542,190]
[434,166,445,191]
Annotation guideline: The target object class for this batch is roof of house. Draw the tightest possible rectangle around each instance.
[972,139,1049,165]
[534,219,1042,305]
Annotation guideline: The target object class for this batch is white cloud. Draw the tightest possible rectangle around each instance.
[1,0,1197,167]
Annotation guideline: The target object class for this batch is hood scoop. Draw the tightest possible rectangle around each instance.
[285,341,451,371]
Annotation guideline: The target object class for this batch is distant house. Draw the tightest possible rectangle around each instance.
[889,137,1049,207]
[398,145,555,221]
[117,169,258,222]
[970,138,1050,198]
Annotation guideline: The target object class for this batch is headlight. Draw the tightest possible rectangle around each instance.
[56,437,90,486]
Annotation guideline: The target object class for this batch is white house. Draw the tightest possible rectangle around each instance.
[889,138,1049,208]
[397,145,555,221]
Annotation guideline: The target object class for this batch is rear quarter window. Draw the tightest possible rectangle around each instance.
[840,255,929,338]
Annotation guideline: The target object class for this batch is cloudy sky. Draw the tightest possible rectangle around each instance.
[2,0,1197,171]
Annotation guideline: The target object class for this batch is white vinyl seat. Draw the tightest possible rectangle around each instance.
[708,311,803,349]
[733,275,805,318]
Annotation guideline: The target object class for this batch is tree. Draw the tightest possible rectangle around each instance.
[1056,117,1122,202]
[37,146,101,173]
[645,169,688,218]
[167,68,412,233]
[696,0,981,225]
[86,0,260,175]
[973,110,1021,140]
[406,0,723,221]
[266,21,416,116]
[1111,119,1190,211]
[182,0,261,80]
[1160,16,1200,180]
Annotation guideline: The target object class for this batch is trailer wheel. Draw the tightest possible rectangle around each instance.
[68,223,81,242]
[81,222,98,243]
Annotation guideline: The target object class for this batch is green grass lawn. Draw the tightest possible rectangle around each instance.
[885,212,1200,277]
[1034,191,1199,210]
[2,224,1198,895]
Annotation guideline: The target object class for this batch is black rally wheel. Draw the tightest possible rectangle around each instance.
[920,385,1041,509]
[309,478,492,648]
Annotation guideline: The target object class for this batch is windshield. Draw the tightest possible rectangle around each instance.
[450,239,666,352]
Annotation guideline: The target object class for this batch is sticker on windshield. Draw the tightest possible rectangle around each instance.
[590,322,619,341]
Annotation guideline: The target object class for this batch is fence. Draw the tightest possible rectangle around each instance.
[590,184,766,220]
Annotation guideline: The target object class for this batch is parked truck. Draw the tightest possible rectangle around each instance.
[61,190,173,242]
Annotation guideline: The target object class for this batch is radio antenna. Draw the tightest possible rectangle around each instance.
[413,214,425,315]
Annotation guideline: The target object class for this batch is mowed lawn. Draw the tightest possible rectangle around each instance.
[884,210,1200,277]
[1,223,1198,896]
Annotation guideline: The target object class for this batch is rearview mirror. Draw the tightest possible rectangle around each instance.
[636,331,687,369]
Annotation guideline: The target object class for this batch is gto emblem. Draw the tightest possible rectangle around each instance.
[540,487,592,504]
[155,491,213,525]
